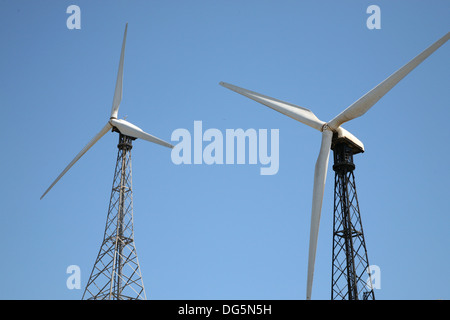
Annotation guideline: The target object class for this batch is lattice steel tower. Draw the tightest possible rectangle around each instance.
[82,132,146,300]
[330,136,374,300]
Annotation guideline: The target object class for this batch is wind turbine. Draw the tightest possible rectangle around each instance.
[220,32,449,300]
[41,23,173,299]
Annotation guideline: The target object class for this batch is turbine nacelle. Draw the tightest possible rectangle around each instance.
[333,126,364,154]
[220,31,449,300]
[110,118,174,149]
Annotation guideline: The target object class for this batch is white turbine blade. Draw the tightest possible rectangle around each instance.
[40,122,113,200]
[110,118,174,149]
[110,23,128,119]
[306,129,333,300]
[220,82,325,131]
[328,32,450,130]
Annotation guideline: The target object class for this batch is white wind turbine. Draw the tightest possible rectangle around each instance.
[41,23,173,299]
[40,23,173,200]
[220,32,449,300]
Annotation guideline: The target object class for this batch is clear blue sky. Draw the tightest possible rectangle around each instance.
[1,0,449,300]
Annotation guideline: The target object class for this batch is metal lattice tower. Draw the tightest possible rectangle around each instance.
[330,138,374,300]
[82,132,146,300]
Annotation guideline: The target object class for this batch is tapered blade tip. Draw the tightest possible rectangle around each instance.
[219,82,237,90]
[164,142,175,149]
[40,189,50,200]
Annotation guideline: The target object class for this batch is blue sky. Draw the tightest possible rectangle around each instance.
[1,1,449,300]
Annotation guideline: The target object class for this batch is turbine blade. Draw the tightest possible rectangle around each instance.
[110,23,128,119]
[328,32,450,130]
[306,129,333,300]
[220,82,325,131]
[40,122,113,200]
[110,118,174,149]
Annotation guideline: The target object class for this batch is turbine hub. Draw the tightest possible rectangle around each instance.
[321,124,332,132]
